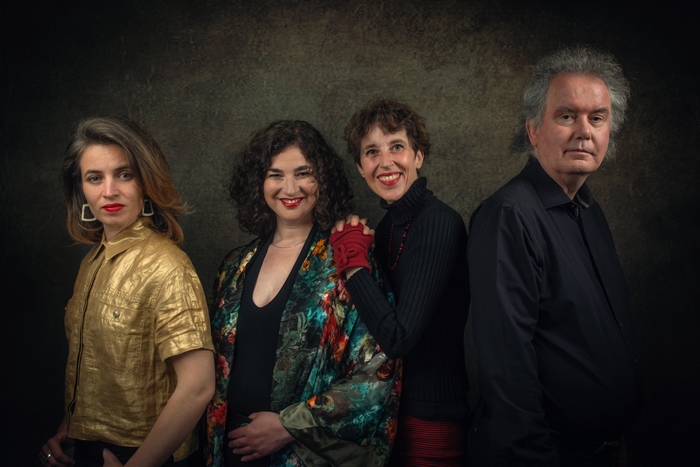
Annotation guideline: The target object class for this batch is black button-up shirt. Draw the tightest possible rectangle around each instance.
[468,157,642,465]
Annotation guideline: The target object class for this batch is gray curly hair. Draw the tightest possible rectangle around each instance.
[511,47,630,160]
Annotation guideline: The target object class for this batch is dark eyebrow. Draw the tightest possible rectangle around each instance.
[267,165,312,173]
[83,164,131,176]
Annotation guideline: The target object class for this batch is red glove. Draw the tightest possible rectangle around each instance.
[329,224,373,278]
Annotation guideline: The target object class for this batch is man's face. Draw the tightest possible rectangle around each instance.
[527,73,611,190]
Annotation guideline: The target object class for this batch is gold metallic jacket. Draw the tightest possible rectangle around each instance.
[63,219,213,460]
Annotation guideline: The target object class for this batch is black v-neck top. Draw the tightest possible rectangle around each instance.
[224,228,315,467]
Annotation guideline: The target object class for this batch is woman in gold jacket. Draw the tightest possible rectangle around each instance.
[39,116,215,467]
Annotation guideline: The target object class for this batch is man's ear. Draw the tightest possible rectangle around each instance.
[525,118,539,151]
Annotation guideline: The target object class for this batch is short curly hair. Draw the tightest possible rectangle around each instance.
[344,98,431,166]
[229,120,354,237]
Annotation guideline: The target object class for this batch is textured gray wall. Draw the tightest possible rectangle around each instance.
[3,0,698,464]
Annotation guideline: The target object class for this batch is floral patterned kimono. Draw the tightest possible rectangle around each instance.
[205,229,401,467]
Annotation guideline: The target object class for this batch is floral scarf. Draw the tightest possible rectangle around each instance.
[205,230,401,466]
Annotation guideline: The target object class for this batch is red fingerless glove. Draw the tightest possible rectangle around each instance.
[329,224,373,278]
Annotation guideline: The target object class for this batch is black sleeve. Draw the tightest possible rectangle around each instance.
[345,207,466,359]
[467,202,558,466]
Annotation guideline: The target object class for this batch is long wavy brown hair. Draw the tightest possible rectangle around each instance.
[62,115,189,245]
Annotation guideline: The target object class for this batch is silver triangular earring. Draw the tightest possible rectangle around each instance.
[142,199,155,217]
[81,204,97,222]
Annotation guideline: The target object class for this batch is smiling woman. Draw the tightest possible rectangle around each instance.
[356,124,424,204]
[332,99,470,466]
[205,120,401,467]
[262,146,318,229]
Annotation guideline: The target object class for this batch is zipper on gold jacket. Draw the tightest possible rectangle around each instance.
[66,254,105,425]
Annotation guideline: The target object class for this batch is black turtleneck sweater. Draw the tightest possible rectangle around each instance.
[346,177,470,420]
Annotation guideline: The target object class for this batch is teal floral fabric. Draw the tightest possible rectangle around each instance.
[205,229,401,466]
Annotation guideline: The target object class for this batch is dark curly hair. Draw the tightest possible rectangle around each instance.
[229,120,354,237]
[344,98,431,166]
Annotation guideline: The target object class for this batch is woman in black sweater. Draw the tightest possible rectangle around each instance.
[330,99,470,466]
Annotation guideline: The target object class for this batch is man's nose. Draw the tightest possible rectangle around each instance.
[574,118,593,139]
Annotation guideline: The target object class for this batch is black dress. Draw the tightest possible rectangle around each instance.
[224,230,315,467]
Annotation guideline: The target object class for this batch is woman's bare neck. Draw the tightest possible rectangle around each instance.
[271,222,313,248]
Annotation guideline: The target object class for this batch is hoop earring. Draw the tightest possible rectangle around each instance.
[81,204,97,222]
[142,199,155,217]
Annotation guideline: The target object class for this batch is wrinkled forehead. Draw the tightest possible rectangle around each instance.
[546,73,611,104]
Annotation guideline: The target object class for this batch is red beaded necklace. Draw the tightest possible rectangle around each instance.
[387,217,413,271]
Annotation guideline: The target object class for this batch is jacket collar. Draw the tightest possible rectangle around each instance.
[85,218,154,263]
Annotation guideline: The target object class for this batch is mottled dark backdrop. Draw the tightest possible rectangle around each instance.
[2,0,698,464]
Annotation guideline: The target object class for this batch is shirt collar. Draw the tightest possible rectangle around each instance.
[380,177,432,224]
[85,218,154,263]
[522,157,595,210]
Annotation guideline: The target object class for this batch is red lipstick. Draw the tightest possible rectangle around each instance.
[377,172,401,186]
[103,204,124,213]
[280,198,302,207]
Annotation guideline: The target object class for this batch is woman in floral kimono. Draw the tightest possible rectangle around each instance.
[205,120,401,467]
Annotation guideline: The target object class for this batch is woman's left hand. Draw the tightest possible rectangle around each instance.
[228,412,294,461]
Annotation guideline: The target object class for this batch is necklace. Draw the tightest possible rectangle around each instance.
[387,217,413,271]
[271,239,306,249]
